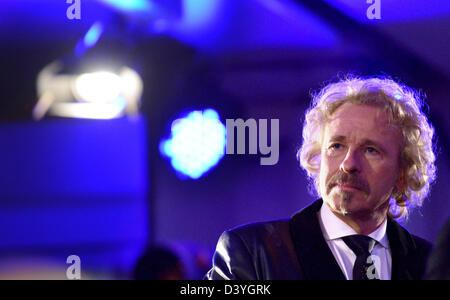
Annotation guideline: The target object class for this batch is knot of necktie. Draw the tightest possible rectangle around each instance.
[342,235,376,256]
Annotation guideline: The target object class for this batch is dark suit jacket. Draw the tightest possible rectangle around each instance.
[205,199,432,280]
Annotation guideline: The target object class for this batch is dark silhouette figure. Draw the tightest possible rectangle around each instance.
[425,218,450,280]
[133,245,185,280]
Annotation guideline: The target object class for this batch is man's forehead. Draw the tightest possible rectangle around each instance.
[330,102,389,121]
[328,103,395,129]
[323,103,401,145]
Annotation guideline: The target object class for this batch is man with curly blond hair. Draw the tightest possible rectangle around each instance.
[206,75,435,280]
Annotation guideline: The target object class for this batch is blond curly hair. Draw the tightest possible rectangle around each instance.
[297,75,436,219]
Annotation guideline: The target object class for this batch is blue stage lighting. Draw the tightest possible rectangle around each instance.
[84,22,104,48]
[75,21,105,57]
[160,109,226,179]
[98,0,152,13]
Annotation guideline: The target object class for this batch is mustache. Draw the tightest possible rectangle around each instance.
[326,172,370,194]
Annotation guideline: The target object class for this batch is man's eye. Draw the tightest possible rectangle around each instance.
[366,147,379,154]
[329,143,343,150]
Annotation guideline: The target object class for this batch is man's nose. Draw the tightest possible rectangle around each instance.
[340,148,361,174]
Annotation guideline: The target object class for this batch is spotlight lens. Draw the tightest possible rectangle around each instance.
[74,71,122,103]
[160,109,226,179]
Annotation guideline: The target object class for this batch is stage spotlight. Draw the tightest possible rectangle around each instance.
[74,71,122,103]
[32,62,143,120]
[160,109,226,179]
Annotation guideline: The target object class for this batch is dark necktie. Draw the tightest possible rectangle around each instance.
[342,235,380,280]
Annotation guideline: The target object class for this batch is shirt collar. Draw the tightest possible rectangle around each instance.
[319,201,389,249]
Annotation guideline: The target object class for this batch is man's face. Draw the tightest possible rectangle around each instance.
[319,102,402,218]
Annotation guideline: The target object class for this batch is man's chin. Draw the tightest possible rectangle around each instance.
[325,191,362,216]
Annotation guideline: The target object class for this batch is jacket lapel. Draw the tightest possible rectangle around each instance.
[289,199,346,280]
[387,218,417,280]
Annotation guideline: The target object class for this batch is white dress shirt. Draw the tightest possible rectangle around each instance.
[317,202,392,280]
